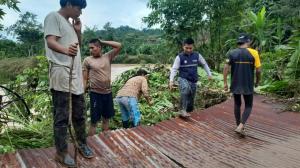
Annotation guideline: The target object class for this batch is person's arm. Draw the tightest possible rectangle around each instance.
[83,70,89,92]
[223,63,230,91]
[255,67,261,87]
[82,59,89,92]
[141,78,152,105]
[46,36,78,57]
[72,18,82,46]
[253,50,262,87]
[169,56,180,89]
[100,40,122,61]
[198,54,212,79]
[44,13,78,57]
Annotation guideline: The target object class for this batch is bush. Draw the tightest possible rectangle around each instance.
[0,57,36,84]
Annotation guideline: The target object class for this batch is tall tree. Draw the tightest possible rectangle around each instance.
[144,0,247,70]
[7,11,43,56]
[0,0,20,31]
[143,0,206,46]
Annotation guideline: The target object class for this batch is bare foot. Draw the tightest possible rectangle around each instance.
[88,126,96,136]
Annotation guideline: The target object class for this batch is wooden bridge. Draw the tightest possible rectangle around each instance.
[1,95,300,168]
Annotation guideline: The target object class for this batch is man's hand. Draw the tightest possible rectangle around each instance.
[224,83,228,91]
[208,76,213,80]
[65,43,78,57]
[73,18,82,33]
[169,81,174,90]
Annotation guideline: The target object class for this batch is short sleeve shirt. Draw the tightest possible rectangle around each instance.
[44,12,84,95]
[226,48,261,95]
[82,52,114,94]
[116,76,149,99]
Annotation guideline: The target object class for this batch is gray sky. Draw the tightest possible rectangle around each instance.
[1,0,153,30]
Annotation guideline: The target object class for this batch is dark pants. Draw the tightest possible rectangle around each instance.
[233,94,253,125]
[51,89,87,154]
[179,77,197,112]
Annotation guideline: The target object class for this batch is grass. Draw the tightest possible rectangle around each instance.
[0,57,36,84]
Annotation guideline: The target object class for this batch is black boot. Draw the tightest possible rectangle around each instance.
[131,121,140,127]
[54,126,76,167]
[54,126,68,155]
[122,120,130,128]
[55,152,76,167]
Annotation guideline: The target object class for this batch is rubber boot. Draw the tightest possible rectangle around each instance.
[54,126,76,167]
[55,152,76,167]
[131,121,140,127]
[122,120,130,128]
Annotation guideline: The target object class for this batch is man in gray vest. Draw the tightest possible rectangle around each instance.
[169,38,212,117]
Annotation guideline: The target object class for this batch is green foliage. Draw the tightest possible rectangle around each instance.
[246,6,268,49]
[0,55,52,154]
[144,0,207,45]
[260,50,290,83]
[0,56,50,126]
[6,11,44,56]
[0,0,20,26]
[12,56,50,118]
[144,0,248,70]
[260,80,290,96]
[0,57,36,84]
[82,24,163,61]
[111,65,228,128]
[284,28,300,80]
[285,41,300,80]
[0,117,53,154]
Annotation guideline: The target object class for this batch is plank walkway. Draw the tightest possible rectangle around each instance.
[1,95,300,168]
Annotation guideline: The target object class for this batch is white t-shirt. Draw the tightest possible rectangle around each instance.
[44,12,84,95]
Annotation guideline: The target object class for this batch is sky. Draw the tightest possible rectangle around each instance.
[1,0,154,30]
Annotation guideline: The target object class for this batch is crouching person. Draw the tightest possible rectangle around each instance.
[116,69,153,128]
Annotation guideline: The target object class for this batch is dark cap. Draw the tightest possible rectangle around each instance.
[237,33,251,44]
[136,69,149,76]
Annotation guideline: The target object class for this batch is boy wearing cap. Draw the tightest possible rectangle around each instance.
[169,38,212,118]
[223,33,262,136]
[115,69,153,128]
[83,39,122,136]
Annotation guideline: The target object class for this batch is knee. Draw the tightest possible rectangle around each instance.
[245,103,253,108]
[235,102,242,107]
[54,117,68,127]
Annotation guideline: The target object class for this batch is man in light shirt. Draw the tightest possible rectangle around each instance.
[115,69,153,128]
[169,38,212,117]
[44,0,94,167]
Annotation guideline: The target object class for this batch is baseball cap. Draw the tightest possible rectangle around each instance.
[237,33,251,44]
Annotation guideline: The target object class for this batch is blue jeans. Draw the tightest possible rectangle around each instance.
[115,96,141,126]
[179,77,197,112]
